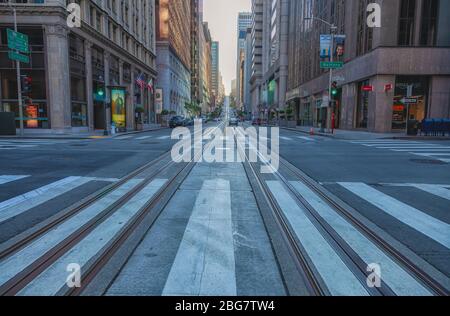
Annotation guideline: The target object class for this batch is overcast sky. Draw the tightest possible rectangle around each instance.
[204,0,251,95]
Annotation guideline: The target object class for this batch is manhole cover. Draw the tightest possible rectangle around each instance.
[410,159,447,165]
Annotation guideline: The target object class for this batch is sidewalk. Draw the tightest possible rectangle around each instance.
[0,124,166,140]
[282,126,450,141]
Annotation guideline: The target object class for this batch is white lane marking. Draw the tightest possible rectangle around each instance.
[157,136,170,140]
[0,179,144,288]
[115,136,133,140]
[280,136,293,141]
[392,149,450,152]
[412,153,450,157]
[266,181,369,296]
[163,179,236,296]
[0,175,30,185]
[0,177,96,224]
[290,181,432,296]
[377,146,446,150]
[380,183,450,189]
[136,136,152,140]
[361,143,423,146]
[339,183,450,249]
[298,136,315,142]
[0,145,37,149]
[410,184,450,202]
[18,179,167,296]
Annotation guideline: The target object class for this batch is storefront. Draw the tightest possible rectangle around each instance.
[392,76,429,132]
[0,26,48,129]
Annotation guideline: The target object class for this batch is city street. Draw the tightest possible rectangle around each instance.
[0,121,448,296]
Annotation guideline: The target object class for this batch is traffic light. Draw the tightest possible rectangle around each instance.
[21,75,32,96]
[94,86,105,100]
[331,81,338,97]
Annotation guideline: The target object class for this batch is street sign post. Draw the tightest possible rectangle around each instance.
[8,51,29,64]
[320,61,344,69]
[7,28,29,53]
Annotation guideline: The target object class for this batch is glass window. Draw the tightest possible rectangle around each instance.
[398,0,416,46]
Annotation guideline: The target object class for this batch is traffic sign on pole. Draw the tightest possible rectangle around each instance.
[8,51,29,64]
[7,28,29,53]
[320,61,344,69]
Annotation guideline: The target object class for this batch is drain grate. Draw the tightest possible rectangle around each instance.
[410,158,447,165]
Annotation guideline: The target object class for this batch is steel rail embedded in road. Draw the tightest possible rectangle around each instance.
[0,124,225,296]
[235,127,448,296]
[279,157,449,296]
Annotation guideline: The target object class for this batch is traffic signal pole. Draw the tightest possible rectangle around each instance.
[9,1,24,136]
[328,32,334,133]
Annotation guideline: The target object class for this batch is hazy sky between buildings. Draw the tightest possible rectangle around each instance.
[204,0,251,95]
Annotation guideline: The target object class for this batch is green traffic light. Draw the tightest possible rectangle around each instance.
[97,89,104,97]
[332,89,338,96]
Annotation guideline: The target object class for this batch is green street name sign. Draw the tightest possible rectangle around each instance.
[320,61,344,69]
[7,29,29,53]
[8,51,29,64]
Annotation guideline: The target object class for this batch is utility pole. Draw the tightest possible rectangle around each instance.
[8,0,24,136]
[304,16,338,133]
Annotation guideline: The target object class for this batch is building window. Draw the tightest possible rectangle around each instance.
[420,0,439,46]
[398,0,416,46]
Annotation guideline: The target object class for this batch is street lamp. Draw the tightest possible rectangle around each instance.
[304,15,338,133]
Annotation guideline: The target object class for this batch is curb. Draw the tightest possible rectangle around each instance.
[280,127,450,141]
[0,126,167,141]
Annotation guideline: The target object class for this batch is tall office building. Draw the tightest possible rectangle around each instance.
[249,0,289,120]
[235,12,252,110]
[156,0,191,115]
[286,0,450,133]
[199,22,212,113]
[0,0,157,134]
[211,41,220,99]
[190,0,201,105]
[250,0,264,118]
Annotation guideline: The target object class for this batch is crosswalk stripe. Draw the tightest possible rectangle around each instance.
[298,136,315,141]
[18,179,167,296]
[266,180,369,296]
[0,177,94,224]
[157,136,170,140]
[0,179,144,288]
[136,136,152,140]
[290,181,432,296]
[391,148,450,152]
[280,136,293,141]
[0,175,30,185]
[163,179,236,296]
[115,136,133,140]
[410,184,450,202]
[338,183,450,249]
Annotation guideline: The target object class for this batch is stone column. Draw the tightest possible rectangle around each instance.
[84,40,94,131]
[127,66,135,131]
[45,24,71,133]
[104,52,111,132]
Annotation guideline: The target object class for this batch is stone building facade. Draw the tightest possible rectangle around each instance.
[286,0,450,133]
[0,0,157,134]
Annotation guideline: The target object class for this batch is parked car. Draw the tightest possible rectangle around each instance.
[169,116,185,128]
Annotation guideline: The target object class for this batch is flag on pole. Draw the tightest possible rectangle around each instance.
[147,78,154,93]
[136,73,145,90]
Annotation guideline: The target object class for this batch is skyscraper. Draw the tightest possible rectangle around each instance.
[211,41,220,99]
[236,12,252,110]
[156,0,191,115]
